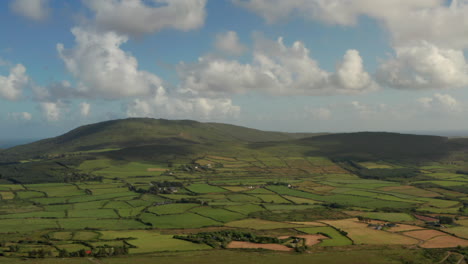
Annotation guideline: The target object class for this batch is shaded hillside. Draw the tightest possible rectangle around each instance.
[0,118,320,161]
[249,132,459,162]
[301,132,453,161]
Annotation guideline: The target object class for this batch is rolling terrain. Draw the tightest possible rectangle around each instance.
[0,118,466,263]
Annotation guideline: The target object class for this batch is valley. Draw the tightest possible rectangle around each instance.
[0,118,466,263]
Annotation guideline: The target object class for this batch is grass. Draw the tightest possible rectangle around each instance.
[282,195,320,204]
[262,204,321,211]
[0,210,65,218]
[225,219,303,230]
[447,226,468,239]
[1,119,468,260]
[57,218,146,230]
[267,185,415,209]
[49,231,73,240]
[224,204,265,215]
[322,219,419,245]
[72,200,108,210]
[186,184,227,194]
[0,249,445,264]
[140,213,221,228]
[226,194,261,202]
[0,192,14,200]
[27,185,84,197]
[190,207,245,222]
[147,203,200,215]
[55,243,91,252]
[252,194,291,203]
[67,192,138,203]
[296,226,352,246]
[118,207,145,217]
[100,230,211,253]
[356,212,414,222]
[103,201,134,209]
[0,218,59,233]
[72,231,100,240]
[15,191,45,199]
[416,198,460,208]
[67,209,119,218]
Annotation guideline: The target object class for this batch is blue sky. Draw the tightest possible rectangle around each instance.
[1,0,468,139]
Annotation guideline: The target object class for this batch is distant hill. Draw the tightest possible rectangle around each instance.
[300,132,453,161]
[0,118,322,159]
[2,119,465,163]
[1,118,468,184]
[247,132,458,162]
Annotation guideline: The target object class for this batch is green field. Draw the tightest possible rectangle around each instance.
[297,227,353,246]
[140,213,221,228]
[186,184,228,194]
[147,203,200,215]
[190,207,245,222]
[0,118,466,261]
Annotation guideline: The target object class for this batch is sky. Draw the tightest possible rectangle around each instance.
[1,0,468,139]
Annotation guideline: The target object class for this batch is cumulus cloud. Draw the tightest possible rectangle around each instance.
[10,0,50,21]
[179,36,378,97]
[126,87,240,120]
[57,27,162,99]
[40,101,66,121]
[377,42,468,90]
[215,31,247,55]
[80,102,91,117]
[418,93,462,112]
[0,64,29,101]
[83,0,207,36]
[233,0,438,28]
[235,0,468,91]
[8,112,32,121]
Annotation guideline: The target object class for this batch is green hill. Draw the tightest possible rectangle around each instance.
[0,118,320,160]
[1,118,467,184]
[300,132,453,161]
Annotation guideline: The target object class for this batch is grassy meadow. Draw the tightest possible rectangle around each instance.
[0,119,467,262]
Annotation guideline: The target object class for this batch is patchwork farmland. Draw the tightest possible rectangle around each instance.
[0,118,467,263]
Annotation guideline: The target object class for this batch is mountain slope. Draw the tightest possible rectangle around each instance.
[0,118,321,159]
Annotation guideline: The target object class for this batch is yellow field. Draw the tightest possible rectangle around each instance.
[288,221,327,227]
[322,218,419,245]
[403,229,447,241]
[0,191,15,200]
[421,235,468,248]
[387,224,425,233]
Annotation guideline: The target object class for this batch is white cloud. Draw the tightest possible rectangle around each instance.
[57,27,162,99]
[235,0,468,91]
[235,0,468,48]
[80,102,91,117]
[233,0,439,27]
[10,0,50,21]
[126,87,240,120]
[333,50,375,91]
[215,31,247,55]
[8,112,32,121]
[377,42,468,90]
[179,36,378,97]
[83,0,207,36]
[40,101,65,121]
[418,93,462,112]
[0,64,28,101]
